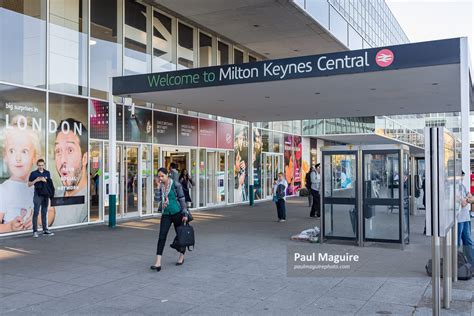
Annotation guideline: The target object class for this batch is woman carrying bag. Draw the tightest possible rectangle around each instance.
[179,169,194,207]
[151,168,192,271]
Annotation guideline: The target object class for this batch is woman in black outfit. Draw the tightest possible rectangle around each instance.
[179,169,194,206]
[151,168,190,271]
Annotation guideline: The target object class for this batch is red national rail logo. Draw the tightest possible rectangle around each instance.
[375,49,394,67]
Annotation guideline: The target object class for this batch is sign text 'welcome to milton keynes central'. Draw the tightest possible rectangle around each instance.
[146,51,375,88]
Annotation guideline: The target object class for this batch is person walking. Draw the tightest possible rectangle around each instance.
[169,162,180,183]
[27,159,55,238]
[309,163,321,218]
[273,172,288,222]
[305,167,314,207]
[151,168,191,271]
[458,171,474,264]
[179,169,194,207]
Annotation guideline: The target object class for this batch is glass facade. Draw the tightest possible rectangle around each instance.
[295,0,409,48]
[0,1,47,88]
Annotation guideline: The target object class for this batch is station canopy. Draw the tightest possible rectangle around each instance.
[113,38,472,122]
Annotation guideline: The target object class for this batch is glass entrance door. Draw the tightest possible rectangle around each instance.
[124,146,139,217]
[362,151,402,242]
[206,150,227,206]
[89,141,103,222]
[104,144,122,218]
[322,152,358,241]
[141,145,153,215]
[262,153,284,200]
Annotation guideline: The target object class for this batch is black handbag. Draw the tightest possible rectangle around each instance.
[176,223,195,251]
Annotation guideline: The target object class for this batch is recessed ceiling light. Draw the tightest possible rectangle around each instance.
[314,92,321,95]
[432,83,439,85]
[370,88,376,91]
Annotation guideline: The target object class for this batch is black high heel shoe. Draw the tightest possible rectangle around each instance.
[176,258,184,266]
[150,265,161,271]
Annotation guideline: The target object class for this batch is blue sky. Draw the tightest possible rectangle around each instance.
[386,0,473,62]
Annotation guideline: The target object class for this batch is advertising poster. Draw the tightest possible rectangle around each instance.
[301,137,310,189]
[234,124,249,202]
[124,106,152,143]
[178,116,198,146]
[90,100,123,141]
[154,111,177,145]
[284,134,294,195]
[0,85,46,234]
[217,122,233,149]
[199,119,217,148]
[253,128,263,200]
[293,135,302,193]
[341,159,353,189]
[48,94,89,227]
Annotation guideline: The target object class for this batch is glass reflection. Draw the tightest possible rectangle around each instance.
[49,0,88,95]
[178,23,194,69]
[0,1,46,88]
[152,10,176,72]
[90,0,123,100]
[124,0,150,75]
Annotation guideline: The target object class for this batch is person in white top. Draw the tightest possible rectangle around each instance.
[273,172,288,222]
[458,171,473,264]
[309,164,321,218]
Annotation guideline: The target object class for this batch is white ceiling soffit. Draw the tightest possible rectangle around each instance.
[151,0,347,58]
[316,134,425,155]
[129,63,461,122]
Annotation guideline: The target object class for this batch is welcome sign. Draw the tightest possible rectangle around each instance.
[113,38,460,95]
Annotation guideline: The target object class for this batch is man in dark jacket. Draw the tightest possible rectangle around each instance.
[28,159,55,238]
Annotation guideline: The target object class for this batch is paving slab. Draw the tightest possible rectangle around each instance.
[0,197,472,315]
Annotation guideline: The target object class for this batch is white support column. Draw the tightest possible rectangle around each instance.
[460,37,471,187]
[249,122,255,205]
[108,78,117,227]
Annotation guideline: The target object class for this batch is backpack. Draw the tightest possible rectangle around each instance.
[425,251,473,280]
[305,172,312,189]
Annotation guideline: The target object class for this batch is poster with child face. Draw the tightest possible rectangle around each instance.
[0,85,46,234]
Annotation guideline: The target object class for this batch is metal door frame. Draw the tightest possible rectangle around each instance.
[321,149,359,244]
[361,149,403,244]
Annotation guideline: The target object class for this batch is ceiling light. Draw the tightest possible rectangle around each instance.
[370,88,376,91]
[314,92,321,95]
[432,83,439,85]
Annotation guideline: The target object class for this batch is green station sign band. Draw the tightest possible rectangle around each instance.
[113,38,460,96]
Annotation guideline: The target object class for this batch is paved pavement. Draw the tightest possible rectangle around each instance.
[0,198,473,315]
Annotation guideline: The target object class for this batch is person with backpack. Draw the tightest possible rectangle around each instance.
[305,167,314,207]
[310,164,321,218]
[27,159,55,238]
[151,167,192,271]
[273,172,288,222]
